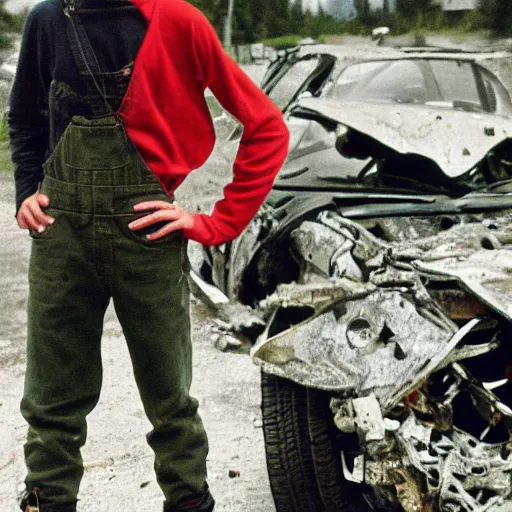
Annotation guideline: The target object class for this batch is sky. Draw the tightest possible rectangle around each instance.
[301,0,388,18]
[304,0,386,11]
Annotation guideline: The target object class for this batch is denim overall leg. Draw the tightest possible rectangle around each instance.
[21,115,211,510]
[20,3,213,508]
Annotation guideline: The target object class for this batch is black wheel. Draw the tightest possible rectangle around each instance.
[261,371,373,512]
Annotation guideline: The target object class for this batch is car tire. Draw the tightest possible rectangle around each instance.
[261,371,373,512]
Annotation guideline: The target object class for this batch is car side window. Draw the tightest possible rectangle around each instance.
[354,60,427,102]
[267,58,321,111]
[332,60,428,104]
[332,61,387,97]
[429,60,481,107]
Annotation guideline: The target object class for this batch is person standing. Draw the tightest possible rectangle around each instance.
[9,0,289,510]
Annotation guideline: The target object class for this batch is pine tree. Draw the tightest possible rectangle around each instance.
[290,0,306,34]
[266,0,291,38]
[232,0,255,44]
[251,0,272,40]
[480,0,512,36]
[354,0,370,18]
[396,0,434,18]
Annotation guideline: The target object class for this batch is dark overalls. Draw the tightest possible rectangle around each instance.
[20,2,212,511]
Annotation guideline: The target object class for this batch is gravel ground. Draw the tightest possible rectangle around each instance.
[0,129,275,511]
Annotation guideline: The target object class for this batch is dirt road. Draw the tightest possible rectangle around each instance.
[0,143,276,511]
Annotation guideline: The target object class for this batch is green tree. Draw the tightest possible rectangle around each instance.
[250,0,272,40]
[289,0,305,34]
[396,0,435,18]
[0,0,27,49]
[0,0,15,32]
[354,0,370,17]
[480,0,512,36]
[266,0,291,38]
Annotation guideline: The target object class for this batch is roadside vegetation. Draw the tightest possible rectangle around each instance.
[189,0,512,48]
[0,0,26,171]
[0,116,12,172]
[0,0,511,51]
[345,0,512,38]
[261,35,305,50]
[0,0,509,170]
[0,145,13,172]
[0,0,27,50]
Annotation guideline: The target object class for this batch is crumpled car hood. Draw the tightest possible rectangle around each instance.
[251,211,512,395]
[295,97,512,179]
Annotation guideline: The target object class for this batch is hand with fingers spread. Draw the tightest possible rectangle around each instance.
[129,200,194,241]
[17,192,55,233]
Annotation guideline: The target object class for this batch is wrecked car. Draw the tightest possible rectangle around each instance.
[192,50,512,511]
[212,44,411,145]
[213,45,512,155]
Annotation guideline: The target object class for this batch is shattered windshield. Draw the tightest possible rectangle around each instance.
[330,59,497,113]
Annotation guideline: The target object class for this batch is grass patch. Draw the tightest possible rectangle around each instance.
[0,33,12,50]
[0,115,8,142]
[261,35,303,50]
[0,115,12,172]
[0,141,13,172]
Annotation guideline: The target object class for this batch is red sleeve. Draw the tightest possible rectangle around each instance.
[182,11,290,246]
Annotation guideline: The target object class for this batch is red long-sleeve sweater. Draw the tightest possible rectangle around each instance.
[119,0,290,246]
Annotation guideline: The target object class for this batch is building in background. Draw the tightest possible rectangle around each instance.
[304,0,479,18]
[324,0,357,20]
[442,0,478,11]
[318,0,397,20]
[368,0,397,12]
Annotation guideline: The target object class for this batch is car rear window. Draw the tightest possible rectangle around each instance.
[429,60,480,105]
[333,60,428,103]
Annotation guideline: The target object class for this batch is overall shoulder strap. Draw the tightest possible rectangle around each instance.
[63,0,123,116]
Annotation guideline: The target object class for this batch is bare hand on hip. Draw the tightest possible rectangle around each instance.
[17,192,55,232]
[129,200,194,241]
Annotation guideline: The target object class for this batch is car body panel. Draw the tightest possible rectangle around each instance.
[295,97,512,178]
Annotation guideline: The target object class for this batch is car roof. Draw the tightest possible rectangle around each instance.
[295,43,510,62]
[290,44,512,91]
